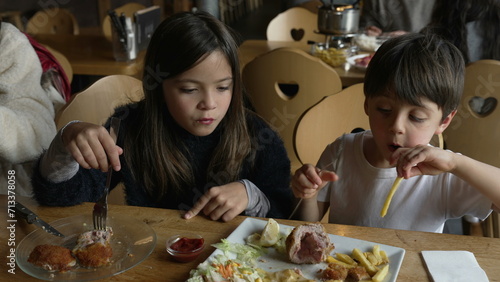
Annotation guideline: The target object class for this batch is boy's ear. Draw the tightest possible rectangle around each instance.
[436,110,457,134]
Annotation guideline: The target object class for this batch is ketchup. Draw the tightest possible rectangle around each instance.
[170,237,204,252]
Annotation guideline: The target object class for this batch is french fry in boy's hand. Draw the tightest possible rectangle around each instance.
[380,177,403,217]
[352,248,379,276]
[336,252,358,266]
[326,255,356,268]
[372,264,389,282]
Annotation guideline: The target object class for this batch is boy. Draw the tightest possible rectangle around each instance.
[291,32,500,233]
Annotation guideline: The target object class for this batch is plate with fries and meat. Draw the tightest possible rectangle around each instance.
[188,218,405,282]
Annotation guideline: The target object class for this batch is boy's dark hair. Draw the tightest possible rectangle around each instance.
[364,32,465,120]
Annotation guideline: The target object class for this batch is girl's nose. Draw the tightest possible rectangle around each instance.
[199,92,217,110]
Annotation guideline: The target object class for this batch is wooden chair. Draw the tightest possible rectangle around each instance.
[101,2,146,41]
[294,83,370,166]
[242,47,342,171]
[266,7,325,44]
[55,75,144,205]
[443,59,500,238]
[55,74,144,129]
[26,8,79,35]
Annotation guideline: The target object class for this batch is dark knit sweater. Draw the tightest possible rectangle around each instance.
[32,104,293,219]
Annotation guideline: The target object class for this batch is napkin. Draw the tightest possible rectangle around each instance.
[421,250,489,282]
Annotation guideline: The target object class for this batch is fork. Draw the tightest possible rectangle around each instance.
[93,117,120,230]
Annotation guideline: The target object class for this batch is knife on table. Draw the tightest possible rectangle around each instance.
[15,201,65,237]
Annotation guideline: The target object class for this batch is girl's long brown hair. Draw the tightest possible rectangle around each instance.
[124,11,252,201]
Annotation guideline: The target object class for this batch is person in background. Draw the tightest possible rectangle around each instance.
[360,0,435,36]
[32,11,294,221]
[422,0,500,64]
[291,32,500,233]
[0,20,65,197]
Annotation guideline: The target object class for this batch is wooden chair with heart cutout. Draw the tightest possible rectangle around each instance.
[443,59,500,238]
[242,47,342,172]
[266,7,325,44]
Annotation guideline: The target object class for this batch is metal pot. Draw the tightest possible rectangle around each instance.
[317,5,360,35]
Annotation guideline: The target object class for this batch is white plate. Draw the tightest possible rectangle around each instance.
[208,218,405,282]
[17,214,157,281]
[347,54,372,71]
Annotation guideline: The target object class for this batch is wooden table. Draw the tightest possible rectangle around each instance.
[3,196,500,281]
[34,34,145,78]
[238,40,366,88]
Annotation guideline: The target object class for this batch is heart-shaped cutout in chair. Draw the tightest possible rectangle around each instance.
[468,96,497,117]
[277,82,299,99]
[290,28,305,41]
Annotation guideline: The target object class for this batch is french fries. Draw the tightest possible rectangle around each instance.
[336,253,358,266]
[326,245,390,281]
[372,264,390,282]
[380,177,403,217]
[325,256,356,268]
[352,248,379,276]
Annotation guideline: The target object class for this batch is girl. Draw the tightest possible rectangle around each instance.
[32,11,293,221]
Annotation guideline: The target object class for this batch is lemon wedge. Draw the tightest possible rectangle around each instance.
[246,233,261,245]
[259,218,280,247]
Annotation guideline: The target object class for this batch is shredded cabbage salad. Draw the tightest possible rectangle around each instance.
[188,222,293,282]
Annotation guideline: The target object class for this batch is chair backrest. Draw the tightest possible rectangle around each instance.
[55,75,144,130]
[26,8,79,35]
[101,2,146,41]
[443,59,500,166]
[442,59,500,238]
[242,47,342,171]
[266,7,324,44]
[298,0,323,13]
[294,83,370,165]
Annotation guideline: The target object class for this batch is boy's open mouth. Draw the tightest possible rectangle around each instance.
[389,144,401,152]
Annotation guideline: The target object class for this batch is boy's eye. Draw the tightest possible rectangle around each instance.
[377,107,391,113]
[410,115,425,122]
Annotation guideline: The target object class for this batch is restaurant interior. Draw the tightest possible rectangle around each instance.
[1,0,499,281]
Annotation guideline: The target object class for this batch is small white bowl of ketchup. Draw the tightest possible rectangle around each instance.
[166,234,205,263]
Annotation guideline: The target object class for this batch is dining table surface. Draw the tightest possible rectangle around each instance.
[33,33,146,78]
[2,195,500,281]
[238,39,367,88]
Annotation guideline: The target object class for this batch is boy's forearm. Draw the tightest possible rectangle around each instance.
[452,154,500,209]
[297,197,322,222]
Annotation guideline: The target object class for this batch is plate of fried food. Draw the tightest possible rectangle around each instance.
[16,214,156,281]
[188,218,405,282]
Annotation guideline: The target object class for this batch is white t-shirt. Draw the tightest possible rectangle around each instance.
[317,131,492,233]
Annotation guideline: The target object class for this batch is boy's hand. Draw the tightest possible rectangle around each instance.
[184,181,248,222]
[291,164,338,199]
[391,145,455,179]
[62,122,123,172]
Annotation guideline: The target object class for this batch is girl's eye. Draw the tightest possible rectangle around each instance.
[181,88,196,94]
[217,86,231,92]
